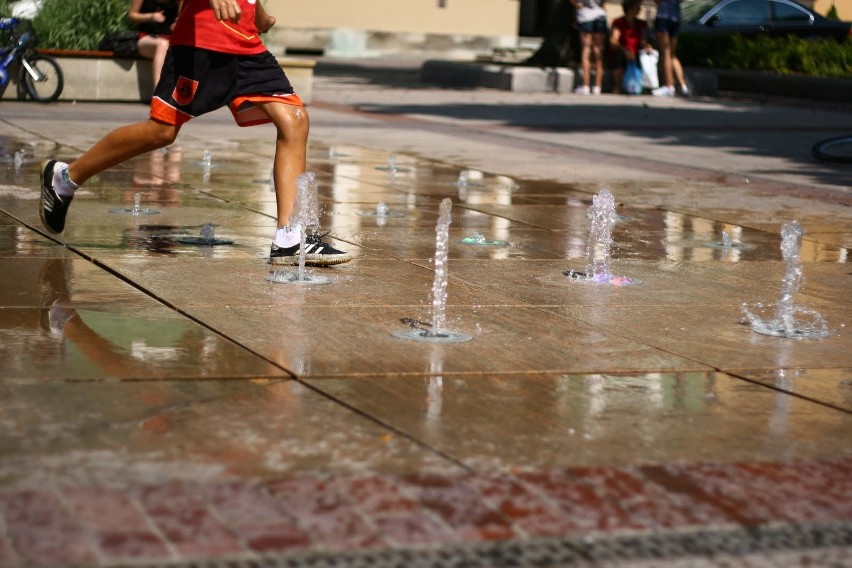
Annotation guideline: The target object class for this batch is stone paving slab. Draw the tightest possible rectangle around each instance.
[0,379,456,489]
[734,368,852,413]
[305,372,852,469]
[186,305,704,377]
[104,257,490,308]
[0,257,283,382]
[0,61,851,567]
[0,458,849,567]
[556,303,852,372]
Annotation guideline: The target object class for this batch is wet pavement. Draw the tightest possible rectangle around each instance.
[0,58,851,567]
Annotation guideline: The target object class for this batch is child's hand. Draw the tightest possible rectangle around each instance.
[256,13,276,34]
[255,1,276,33]
[210,0,242,23]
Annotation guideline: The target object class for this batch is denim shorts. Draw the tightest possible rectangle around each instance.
[654,17,681,37]
[578,17,608,34]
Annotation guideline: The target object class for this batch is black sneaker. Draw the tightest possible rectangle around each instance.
[39,160,73,234]
[269,233,353,266]
[38,258,75,335]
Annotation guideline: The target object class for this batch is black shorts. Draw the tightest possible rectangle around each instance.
[151,46,303,127]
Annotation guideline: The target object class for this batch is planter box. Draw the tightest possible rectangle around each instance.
[1,52,315,104]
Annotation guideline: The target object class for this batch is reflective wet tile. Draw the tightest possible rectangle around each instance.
[103,257,498,308]
[0,258,282,381]
[0,379,459,488]
[556,303,852,371]
[304,373,852,469]
[0,226,70,259]
[735,368,852,412]
[188,305,703,377]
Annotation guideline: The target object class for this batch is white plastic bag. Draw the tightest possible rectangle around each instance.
[639,49,659,90]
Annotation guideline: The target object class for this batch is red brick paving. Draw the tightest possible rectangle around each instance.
[0,459,850,567]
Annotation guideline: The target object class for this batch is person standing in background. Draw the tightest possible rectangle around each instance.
[609,0,650,94]
[128,0,182,90]
[652,0,689,97]
[573,0,608,95]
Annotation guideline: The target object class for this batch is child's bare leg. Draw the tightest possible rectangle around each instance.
[68,119,181,185]
[262,101,352,266]
[258,102,309,228]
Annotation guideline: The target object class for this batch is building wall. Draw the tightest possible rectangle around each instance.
[265,0,520,37]
[813,0,852,20]
[263,0,850,57]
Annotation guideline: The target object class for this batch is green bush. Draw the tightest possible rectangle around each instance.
[32,0,131,50]
[679,33,852,78]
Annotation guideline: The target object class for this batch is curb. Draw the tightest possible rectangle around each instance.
[420,59,852,103]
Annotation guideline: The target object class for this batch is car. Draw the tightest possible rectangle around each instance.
[681,0,852,42]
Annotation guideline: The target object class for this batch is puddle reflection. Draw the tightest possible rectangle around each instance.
[0,257,275,381]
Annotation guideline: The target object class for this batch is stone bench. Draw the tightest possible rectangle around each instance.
[1,50,315,103]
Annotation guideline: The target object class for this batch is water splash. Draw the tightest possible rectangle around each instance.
[394,198,472,343]
[564,188,634,286]
[293,172,320,281]
[108,192,160,215]
[357,202,405,218]
[375,155,410,174]
[291,172,321,232]
[430,198,453,333]
[703,230,754,250]
[200,149,213,181]
[458,232,510,246]
[175,222,234,246]
[742,221,829,339]
[267,172,333,285]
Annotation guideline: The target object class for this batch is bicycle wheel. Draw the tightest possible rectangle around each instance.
[812,135,852,164]
[19,53,63,102]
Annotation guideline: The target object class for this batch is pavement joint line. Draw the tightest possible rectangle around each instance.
[723,371,852,415]
[0,208,300,381]
[1,209,474,471]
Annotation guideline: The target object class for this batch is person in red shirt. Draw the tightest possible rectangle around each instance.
[609,0,650,94]
[39,0,351,266]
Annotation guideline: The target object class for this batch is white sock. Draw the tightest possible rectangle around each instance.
[274,226,300,248]
[53,163,78,197]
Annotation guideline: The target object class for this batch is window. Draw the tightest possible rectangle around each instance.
[772,1,812,22]
[712,0,770,25]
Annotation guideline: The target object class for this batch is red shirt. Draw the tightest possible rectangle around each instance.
[612,16,647,55]
[171,0,266,55]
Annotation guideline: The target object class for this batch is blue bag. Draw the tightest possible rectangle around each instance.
[622,61,643,95]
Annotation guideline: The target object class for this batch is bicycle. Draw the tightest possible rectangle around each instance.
[811,135,852,164]
[0,17,64,102]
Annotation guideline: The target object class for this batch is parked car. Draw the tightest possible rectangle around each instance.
[681,0,852,42]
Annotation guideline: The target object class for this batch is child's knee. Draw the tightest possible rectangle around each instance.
[280,105,309,135]
[149,123,179,147]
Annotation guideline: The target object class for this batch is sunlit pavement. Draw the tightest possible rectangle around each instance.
[0,58,850,567]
